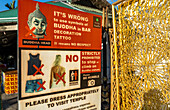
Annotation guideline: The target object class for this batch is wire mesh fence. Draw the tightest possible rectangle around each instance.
[111,0,170,109]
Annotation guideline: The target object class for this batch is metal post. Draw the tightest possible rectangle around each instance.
[112,5,120,110]
[102,8,105,28]
[110,29,114,110]
[105,7,108,30]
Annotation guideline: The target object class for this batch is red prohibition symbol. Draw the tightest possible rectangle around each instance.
[33,64,44,76]
[37,81,46,91]
[25,26,36,38]
[56,72,66,85]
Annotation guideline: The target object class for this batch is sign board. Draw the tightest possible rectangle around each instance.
[18,0,102,109]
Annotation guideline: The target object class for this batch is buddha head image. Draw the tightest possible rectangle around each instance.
[27,3,47,38]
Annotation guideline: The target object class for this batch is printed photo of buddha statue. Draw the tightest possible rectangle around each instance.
[50,55,66,89]
[27,3,47,38]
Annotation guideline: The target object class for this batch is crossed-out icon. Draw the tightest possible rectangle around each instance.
[56,72,66,85]
[33,64,44,76]
[32,64,46,91]
[37,81,46,91]
[25,26,36,38]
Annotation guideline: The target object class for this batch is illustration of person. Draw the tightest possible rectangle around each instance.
[50,55,66,89]
[71,71,75,81]
[74,71,78,80]
[27,3,47,38]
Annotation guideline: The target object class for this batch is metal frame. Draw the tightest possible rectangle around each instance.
[111,0,170,109]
